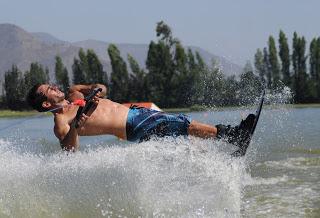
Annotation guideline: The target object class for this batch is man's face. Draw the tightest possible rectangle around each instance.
[37,84,65,105]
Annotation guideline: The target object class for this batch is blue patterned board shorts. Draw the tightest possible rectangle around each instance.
[126,106,192,142]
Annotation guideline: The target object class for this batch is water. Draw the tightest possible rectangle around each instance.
[0,106,319,217]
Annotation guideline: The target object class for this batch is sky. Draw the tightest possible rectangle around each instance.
[1,0,320,66]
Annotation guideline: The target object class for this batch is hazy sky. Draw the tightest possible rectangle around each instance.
[1,0,320,66]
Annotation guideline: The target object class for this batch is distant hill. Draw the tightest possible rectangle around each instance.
[32,32,68,45]
[0,23,242,91]
[72,40,242,75]
[0,24,79,86]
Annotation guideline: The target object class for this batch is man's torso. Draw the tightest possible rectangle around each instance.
[55,98,129,139]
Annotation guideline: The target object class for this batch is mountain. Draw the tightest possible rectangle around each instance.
[72,40,149,71]
[72,40,242,75]
[32,32,68,45]
[0,24,79,84]
[0,23,242,90]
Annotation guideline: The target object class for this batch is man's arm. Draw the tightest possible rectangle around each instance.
[54,114,89,151]
[69,84,107,98]
[58,123,79,151]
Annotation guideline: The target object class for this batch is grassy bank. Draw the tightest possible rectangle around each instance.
[285,103,320,108]
[0,110,41,118]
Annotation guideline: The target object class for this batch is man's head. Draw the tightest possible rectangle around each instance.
[27,84,65,112]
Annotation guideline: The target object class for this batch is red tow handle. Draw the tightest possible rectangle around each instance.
[72,99,86,107]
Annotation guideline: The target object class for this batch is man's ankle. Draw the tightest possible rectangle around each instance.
[215,124,229,139]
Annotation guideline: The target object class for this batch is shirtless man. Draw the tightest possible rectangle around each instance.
[26,83,255,154]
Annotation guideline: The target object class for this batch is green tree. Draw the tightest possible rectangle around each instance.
[72,48,107,85]
[195,51,206,72]
[292,32,309,103]
[146,21,210,108]
[172,43,190,106]
[223,75,239,106]
[4,65,27,110]
[239,61,262,105]
[146,40,175,107]
[309,37,320,101]
[108,44,129,102]
[146,23,174,107]
[317,38,320,101]
[79,48,89,81]
[263,47,272,89]
[86,49,107,84]
[187,49,204,105]
[278,30,291,86]
[72,58,86,84]
[127,54,147,101]
[146,41,162,104]
[254,48,266,85]
[202,60,226,107]
[193,51,209,105]
[156,20,179,47]
[45,67,50,82]
[24,62,50,90]
[268,36,281,90]
[55,55,70,93]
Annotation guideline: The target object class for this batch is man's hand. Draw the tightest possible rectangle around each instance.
[92,84,107,98]
[69,84,107,98]
[75,113,90,128]
[74,88,101,128]
[92,92,100,105]
[61,108,91,151]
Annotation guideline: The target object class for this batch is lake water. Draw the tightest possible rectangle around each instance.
[0,104,319,217]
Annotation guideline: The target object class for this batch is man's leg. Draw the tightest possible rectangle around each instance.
[187,120,218,139]
[187,114,256,148]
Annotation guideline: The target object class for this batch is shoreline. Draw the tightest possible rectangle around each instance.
[0,110,51,118]
[164,103,320,113]
[1,103,319,118]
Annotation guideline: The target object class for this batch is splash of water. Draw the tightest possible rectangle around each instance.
[0,137,249,217]
[265,86,293,105]
[0,86,300,217]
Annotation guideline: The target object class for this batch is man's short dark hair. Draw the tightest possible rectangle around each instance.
[26,84,48,112]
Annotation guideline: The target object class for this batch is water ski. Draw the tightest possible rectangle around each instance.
[231,90,265,157]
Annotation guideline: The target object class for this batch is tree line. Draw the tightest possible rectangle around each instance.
[254,30,320,103]
[2,23,319,111]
